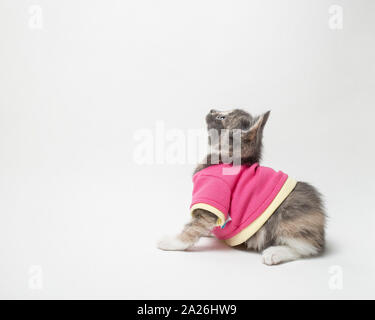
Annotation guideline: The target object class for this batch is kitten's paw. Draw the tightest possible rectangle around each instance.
[157,235,191,251]
[261,246,300,265]
[261,247,284,265]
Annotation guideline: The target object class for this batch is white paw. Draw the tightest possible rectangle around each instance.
[157,235,191,251]
[262,247,284,265]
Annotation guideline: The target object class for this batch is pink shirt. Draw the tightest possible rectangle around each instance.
[190,163,297,246]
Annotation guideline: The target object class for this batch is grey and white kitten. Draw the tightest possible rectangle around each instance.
[158,109,326,265]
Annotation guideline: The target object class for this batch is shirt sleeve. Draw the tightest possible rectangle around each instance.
[190,174,231,227]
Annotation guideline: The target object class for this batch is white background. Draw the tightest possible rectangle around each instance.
[0,0,374,299]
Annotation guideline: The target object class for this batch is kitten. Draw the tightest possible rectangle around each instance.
[158,109,326,265]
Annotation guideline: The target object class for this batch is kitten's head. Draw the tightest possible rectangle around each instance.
[205,108,270,165]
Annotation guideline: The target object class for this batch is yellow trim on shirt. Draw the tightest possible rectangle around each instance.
[190,203,226,227]
[224,177,297,246]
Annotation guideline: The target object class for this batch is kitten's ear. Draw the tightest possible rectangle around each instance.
[244,110,271,141]
[240,118,251,130]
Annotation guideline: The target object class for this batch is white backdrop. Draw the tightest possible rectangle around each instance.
[0,0,374,299]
